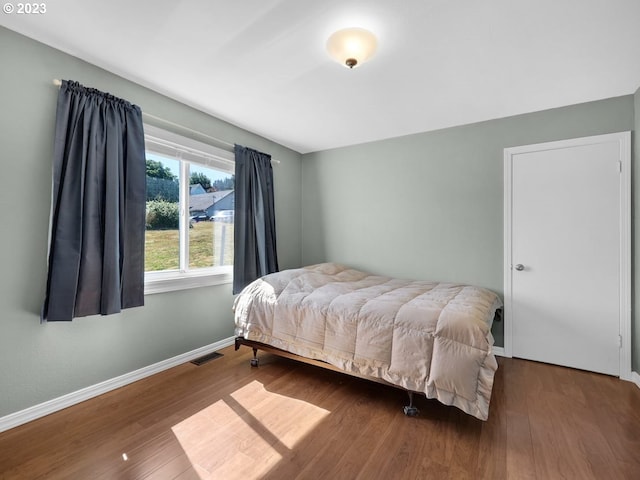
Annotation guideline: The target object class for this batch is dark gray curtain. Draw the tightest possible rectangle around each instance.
[42,80,146,321]
[233,145,279,294]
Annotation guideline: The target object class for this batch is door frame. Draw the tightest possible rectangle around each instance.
[503,131,631,380]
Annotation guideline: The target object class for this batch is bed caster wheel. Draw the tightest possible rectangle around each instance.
[403,406,419,417]
[250,358,259,367]
[403,391,419,417]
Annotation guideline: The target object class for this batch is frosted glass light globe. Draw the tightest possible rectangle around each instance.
[326,28,378,69]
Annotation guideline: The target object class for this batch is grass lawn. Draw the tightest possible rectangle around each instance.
[145,220,234,272]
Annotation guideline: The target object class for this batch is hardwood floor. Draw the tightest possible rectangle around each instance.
[1,345,639,479]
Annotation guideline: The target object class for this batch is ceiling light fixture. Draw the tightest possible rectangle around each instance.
[326,27,377,69]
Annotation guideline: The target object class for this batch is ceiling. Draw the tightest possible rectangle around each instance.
[2,0,640,154]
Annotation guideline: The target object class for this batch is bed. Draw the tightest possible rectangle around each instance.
[233,263,502,420]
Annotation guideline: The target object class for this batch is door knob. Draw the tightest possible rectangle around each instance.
[514,264,525,271]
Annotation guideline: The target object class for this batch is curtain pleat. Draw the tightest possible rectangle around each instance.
[42,80,146,321]
[233,145,279,294]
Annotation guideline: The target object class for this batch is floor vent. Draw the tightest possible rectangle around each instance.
[190,352,224,366]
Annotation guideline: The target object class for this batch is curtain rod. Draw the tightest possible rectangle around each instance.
[52,79,280,164]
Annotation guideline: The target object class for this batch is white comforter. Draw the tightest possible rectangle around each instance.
[234,263,502,420]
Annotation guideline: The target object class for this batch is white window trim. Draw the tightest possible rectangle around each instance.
[143,124,235,294]
[144,125,234,171]
[144,266,233,295]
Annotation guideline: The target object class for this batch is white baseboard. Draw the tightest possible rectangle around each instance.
[493,346,506,357]
[492,350,638,387]
[0,336,235,434]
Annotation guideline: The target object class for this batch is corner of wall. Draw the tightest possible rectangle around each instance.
[634,85,640,373]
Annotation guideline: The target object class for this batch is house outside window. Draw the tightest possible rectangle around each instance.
[143,125,234,294]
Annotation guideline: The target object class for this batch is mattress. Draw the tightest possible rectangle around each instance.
[233,263,502,420]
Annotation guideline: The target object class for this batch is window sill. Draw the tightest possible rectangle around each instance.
[144,267,233,295]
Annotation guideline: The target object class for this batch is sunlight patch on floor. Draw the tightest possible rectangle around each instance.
[171,380,330,479]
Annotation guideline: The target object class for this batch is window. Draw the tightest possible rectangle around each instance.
[143,125,234,294]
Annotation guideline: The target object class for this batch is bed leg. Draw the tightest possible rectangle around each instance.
[250,348,259,367]
[403,391,419,417]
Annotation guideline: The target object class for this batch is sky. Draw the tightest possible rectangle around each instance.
[147,152,232,183]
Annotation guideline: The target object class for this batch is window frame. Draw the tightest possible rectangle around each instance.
[143,124,235,295]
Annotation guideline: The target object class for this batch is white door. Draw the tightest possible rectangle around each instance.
[504,132,630,377]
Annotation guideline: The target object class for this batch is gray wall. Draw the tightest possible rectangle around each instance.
[0,27,302,417]
[302,96,635,352]
[635,87,640,372]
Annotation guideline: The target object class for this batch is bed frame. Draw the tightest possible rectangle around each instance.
[234,336,420,416]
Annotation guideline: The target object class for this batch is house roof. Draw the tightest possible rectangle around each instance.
[189,190,233,212]
[190,184,205,194]
[3,1,639,153]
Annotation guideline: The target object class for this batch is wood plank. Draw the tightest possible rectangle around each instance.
[475,363,507,480]
[1,349,640,479]
[292,380,400,480]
